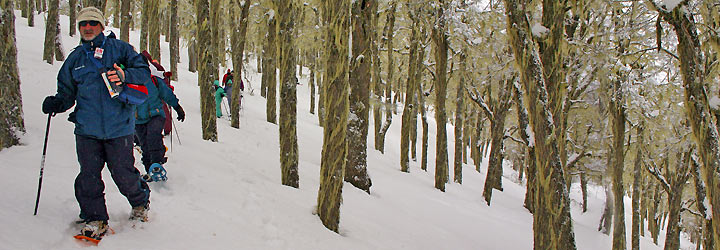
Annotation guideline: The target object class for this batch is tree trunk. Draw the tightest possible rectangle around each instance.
[42,0,59,64]
[52,10,64,61]
[27,0,34,27]
[188,39,197,72]
[652,3,720,246]
[139,0,149,52]
[504,0,576,248]
[0,0,26,151]
[82,0,104,10]
[120,0,130,42]
[169,0,178,80]
[148,0,160,62]
[599,181,614,235]
[275,0,299,188]
[375,1,396,153]
[346,0,373,193]
[230,0,251,128]
[309,63,316,114]
[432,0,449,192]
[453,51,466,184]
[692,156,715,250]
[414,43,428,172]
[400,8,419,173]
[514,83,535,213]
[631,125,643,250]
[580,171,588,213]
[481,77,513,205]
[209,0,220,82]
[264,13,277,124]
[610,78,627,250]
[317,0,349,233]
[196,0,217,141]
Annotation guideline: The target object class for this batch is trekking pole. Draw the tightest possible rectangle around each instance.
[171,118,182,145]
[34,114,53,215]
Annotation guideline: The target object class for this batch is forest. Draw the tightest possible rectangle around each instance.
[1,0,719,249]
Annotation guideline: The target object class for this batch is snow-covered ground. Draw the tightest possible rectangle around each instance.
[0,11,693,249]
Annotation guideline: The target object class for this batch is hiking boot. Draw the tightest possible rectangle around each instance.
[79,220,108,238]
[130,202,150,222]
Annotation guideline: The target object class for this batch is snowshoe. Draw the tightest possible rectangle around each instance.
[73,220,109,245]
[147,163,168,182]
[129,202,150,222]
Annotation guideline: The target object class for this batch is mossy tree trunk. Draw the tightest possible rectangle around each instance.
[196,0,217,141]
[432,0,449,192]
[649,2,720,246]
[631,124,643,250]
[473,76,513,205]
[346,0,373,193]
[503,0,576,248]
[275,0,299,188]
[692,155,714,250]
[513,83,536,213]
[400,6,419,173]
[120,0,130,42]
[453,51,466,184]
[317,0,349,233]
[609,77,626,250]
[645,149,692,250]
[169,0,178,80]
[230,0,251,128]
[148,0,160,62]
[42,0,62,64]
[0,0,26,151]
[139,0,149,52]
[375,1,396,153]
[264,11,277,124]
[27,0,34,27]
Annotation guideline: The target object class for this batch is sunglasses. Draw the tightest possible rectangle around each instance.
[79,20,101,27]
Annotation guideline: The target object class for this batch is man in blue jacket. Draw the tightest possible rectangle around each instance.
[41,7,151,241]
[135,51,185,180]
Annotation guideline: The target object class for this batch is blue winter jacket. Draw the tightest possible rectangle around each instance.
[135,76,179,125]
[53,33,150,140]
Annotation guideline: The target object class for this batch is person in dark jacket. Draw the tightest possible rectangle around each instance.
[135,52,185,179]
[41,7,151,239]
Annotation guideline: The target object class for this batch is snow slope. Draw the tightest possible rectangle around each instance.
[0,11,692,250]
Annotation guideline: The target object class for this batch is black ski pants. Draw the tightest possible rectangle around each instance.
[135,115,167,173]
[75,134,150,221]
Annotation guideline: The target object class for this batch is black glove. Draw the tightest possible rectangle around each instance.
[174,104,185,122]
[42,96,64,114]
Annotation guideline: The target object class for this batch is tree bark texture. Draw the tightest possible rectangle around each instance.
[42,0,59,64]
[196,0,217,141]
[264,14,277,124]
[453,51,466,184]
[0,0,26,151]
[692,156,715,250]
[148,0,160,62]
[652,3,720,246]
[317,0,349,233]
[610,78,626,250]
[276,0,299,188]
[139,0,149,52]
[375,1,396,153]
[230,0,250,128]
[169,0,179,80]
[27,0,34,27]
[631,125,643,250]
[346,0,373,193]
[503,0,576,248]
[481,78,513,205]
[432,0,449,192]
[120,0,130,41]
[400,9,419,173]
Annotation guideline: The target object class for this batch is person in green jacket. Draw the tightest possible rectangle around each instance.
[214,80,225,118]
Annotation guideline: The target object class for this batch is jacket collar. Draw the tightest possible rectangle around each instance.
[81,33,106,50]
